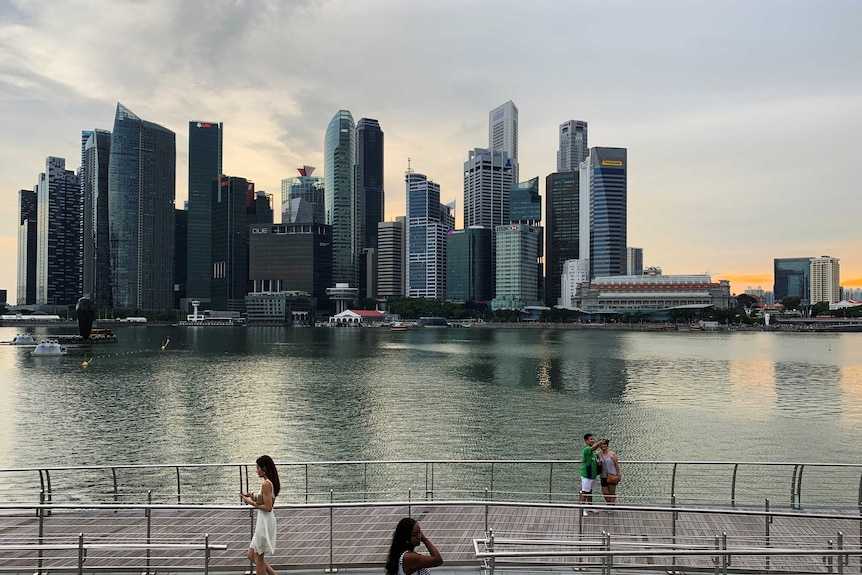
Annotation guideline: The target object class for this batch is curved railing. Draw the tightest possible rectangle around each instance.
[0,460,860,510]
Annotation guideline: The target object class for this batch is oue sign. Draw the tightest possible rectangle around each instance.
[251,227,269,234]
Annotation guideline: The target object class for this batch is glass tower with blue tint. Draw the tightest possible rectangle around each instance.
[406,171,453,299]
[324,110,357,286]
[82,129,112,307]
[774,257,813,305]
[187,120,223,302]
[108,103,176,310]
[588,147,627,278]
[545,171,580,306]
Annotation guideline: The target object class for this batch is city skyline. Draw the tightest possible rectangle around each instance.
[2,1,861,303]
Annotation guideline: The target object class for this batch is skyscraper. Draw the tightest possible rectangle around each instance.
[211,176,250,311]
[463,148,515,230]
[492,223,543,310]
[36,157,81,306]
[356,118,384,249]
[810,256,840,304]
[377,218,405,299]
[108,103,176,310]
[281,166,325,224]
[17,188,37,305]
[627,247,644,276]
[773,257,812,305]
[81,129,112,307]
[585,147,627,278]
[489,100,518,181]
[446,226,493,303]
[324,110,357,286]
[406,171,453,299]
[187,120,223,301]
[557,120,588,172]
[545,171,580,307]
[509,177,541,225]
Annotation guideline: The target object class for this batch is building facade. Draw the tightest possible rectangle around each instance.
[81,129,112,307]
[576,272,733,315]
[810,255,840,304]
[406,172,453,299]
[324,110,357,286]
[281,166,325,224]
[627,247,644,276]
[211,176,250,311]
[356,118,384,249]
[509,177,541,225]
[557,120,588,172]
[377,218,405,299]
[36,157,81,306]
[560,259,590,308]
[17,189,37,305]
[489,100,518,181]
[186,120,222,301]
[545,171,580,307]
[463,148,515,231]
[108,103,176,310]
[446,226,493,303]
[492,224,542,310]
[773,257,812,306]
[585,147,627,278]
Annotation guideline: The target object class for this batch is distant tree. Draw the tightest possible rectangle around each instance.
[810,301,831,317]
[737,293,758,308]
[356,298,380,311]
[780,296,801,310]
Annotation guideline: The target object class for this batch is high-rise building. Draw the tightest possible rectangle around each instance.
[17,188,37,305]
[108,103,176,310]
[356,118,384,249]
[584,147,627,278]
[324,110,357,286]
[446,226,493,303]
[174,207,188,309]
[463,148,515,230]
[509,177,541,225]
[810,256,840,304]
[627,247,644,276]
[545,171,580,307]
[211,176,250,311]
[36,157,81,306]
[377,218,405,299]
[281,166,325,224]
[187,120,223,301]
[560,259,590,308]
[557,120,588,172]
[489,100,518,181]
[406,171,454,299]
[81,129,112,307]
[492,223,542,310]
[773,257,812,306]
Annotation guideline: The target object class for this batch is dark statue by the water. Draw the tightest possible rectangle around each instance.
[76,296,95,339]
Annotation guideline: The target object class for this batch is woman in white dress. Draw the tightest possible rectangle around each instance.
[242,455,280,575]
[385,517,443,575]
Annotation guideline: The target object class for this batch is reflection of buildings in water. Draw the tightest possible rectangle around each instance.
[773,361,842,418]
[728,360,776,414]
[840,365,862,425]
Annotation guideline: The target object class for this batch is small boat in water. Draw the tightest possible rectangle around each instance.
[30,340,68,357]
[4,334,38,346]
[390,322,410,331]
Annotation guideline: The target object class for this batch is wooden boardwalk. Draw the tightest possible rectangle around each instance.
[0,502,859,573]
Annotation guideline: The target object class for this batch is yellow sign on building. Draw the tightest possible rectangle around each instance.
[601,160,623,167]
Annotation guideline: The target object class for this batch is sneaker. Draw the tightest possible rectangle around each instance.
[582,510,589,517]
[590,509,600,514]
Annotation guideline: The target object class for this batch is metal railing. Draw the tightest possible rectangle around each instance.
[0,459,861,510]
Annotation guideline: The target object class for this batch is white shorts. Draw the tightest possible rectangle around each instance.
[581,477,594,493]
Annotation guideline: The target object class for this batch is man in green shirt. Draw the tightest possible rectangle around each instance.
[579,433,605,516]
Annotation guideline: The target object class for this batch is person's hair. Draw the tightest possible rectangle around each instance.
[256,455,281,498]
[385,517,417,575]
[584,433,594,442]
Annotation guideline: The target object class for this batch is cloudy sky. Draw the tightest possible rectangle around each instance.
[2,0,861,303]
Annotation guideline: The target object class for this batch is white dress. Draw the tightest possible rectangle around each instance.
[249,481,277,555]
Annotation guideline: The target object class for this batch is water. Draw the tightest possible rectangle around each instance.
[1,325,861,472]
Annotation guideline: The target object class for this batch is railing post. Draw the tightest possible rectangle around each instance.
[490,462,495,500]
[326,489,337,573]
[45,469,53,515]
[305,464,309,504]
[487,528,495,575]
[37,490,44,573]
[111,467,118,506]
[176,465,182,504]
[204,533,211,575]
[363,462,368,502]
[827,538,834,574]
[731,463,738,507]
[548,462,554,503]
[146,490,152,575]
[671,494,678,573]
[602,530,612,575]
[671,463,678,506]
[77,532,85,575]
[713,535,721,575]
[484,489,489,533]
[721,532,729,575]
[838,531,845,575]
[408,488,412,517]
[765,498,771,572]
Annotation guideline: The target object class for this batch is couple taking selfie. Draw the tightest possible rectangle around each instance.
[580,433,621,516]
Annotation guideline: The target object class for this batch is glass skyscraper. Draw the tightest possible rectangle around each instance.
[545,171,580,307]
[17,188,37,305]
[356,118,384,249]
[108,103,176,310]
[36,157,81,306]
[82,129,112,307]
[489,100,518,181]
[446,226,493,303]
[211,176,250,311]
[774,257,813,305]
[187,120,223,301]
[586,147,627,278]
[557,120,588,172]
[324,110,357,286]
[281,167,325,224]
[406,172,453,299]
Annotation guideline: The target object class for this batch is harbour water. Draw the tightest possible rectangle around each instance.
[1,325,861,472]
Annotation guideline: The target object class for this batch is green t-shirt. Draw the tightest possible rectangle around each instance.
[580,445,597,479]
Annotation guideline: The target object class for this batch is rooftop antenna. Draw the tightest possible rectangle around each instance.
[406,157,414,175]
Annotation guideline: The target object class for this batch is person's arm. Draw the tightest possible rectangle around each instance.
[591,439,606,452]
[403,533,443,573]
[612,452,620,474]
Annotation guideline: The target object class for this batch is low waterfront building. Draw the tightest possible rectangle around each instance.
[329,309,384,325]
[245,291,316,325]
[574,270,732,319]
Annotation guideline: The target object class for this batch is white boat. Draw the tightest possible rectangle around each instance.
[390,322,410,332]
[30,340,68,357]
[5,334,37,346]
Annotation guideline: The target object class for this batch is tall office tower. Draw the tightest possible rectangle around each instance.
[81,129,112,307]
[557,120,588,172]
[627,247,644,276]
[17,189,38,305]
[211,176,250,311]
[377,219,405,298]
[324,110,357,286]
[464,148,515,230]
[492,223,543,310]
[509,177,541,225]
[281,166,325,224]
[489,100,518,181]
[810,256,840,304]
[356,118,384,249]
[584,147,627,278]
[36,157,81,306]
[773,257,813,306]
[545,171,580,307]
[174,207,188,309]
[108,103,176,310]
[406,171,453,299]
[446,226,493,303]
[187,120,223,301]
[247,185,274,225]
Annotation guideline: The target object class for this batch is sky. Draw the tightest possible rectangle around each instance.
[2,0,861,304]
